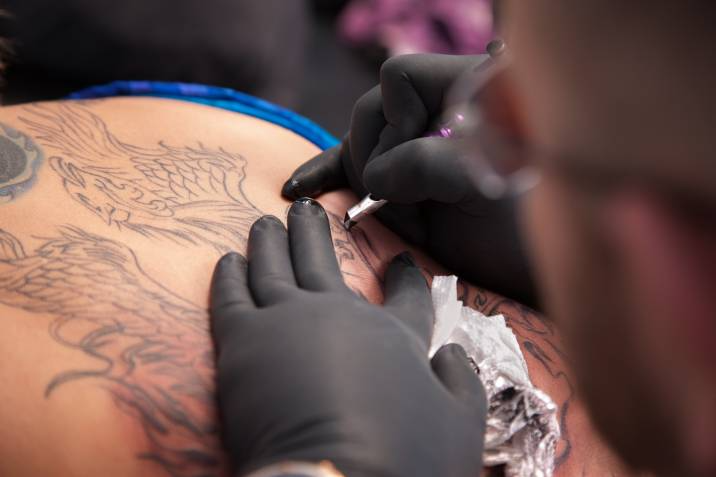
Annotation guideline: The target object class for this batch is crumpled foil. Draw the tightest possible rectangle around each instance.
[429,276,560,477]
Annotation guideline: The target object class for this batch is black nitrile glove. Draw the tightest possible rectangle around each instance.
[282,54,537,307]
[210,198,487,477]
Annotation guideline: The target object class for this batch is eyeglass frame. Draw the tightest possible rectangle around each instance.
[441,39,716,224]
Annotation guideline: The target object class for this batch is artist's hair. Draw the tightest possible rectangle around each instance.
[0,38,7,75]
[0,10,7,83]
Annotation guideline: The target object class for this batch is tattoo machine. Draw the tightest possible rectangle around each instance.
[342,116,462,230]
[343,41,507,231]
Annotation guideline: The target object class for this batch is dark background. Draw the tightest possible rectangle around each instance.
[0,0,379,137]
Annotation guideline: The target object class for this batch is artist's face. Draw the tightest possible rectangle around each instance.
[521,177,686,473]
[500,2,690,473]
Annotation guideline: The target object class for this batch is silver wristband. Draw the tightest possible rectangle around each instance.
[242,461,345,477]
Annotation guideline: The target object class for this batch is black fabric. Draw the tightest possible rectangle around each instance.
[0,0,309,106]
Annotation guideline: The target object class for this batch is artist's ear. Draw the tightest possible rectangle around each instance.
[606,190,716,476]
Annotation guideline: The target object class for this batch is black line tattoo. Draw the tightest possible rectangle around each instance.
[328,210,383,294]
[0,226,220,476]
[0,123,44,203]
[475,291,574,468]
[20,103,261,253]
[0,102,385,477]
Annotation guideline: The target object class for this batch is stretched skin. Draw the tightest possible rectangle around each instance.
[0,98,630,476]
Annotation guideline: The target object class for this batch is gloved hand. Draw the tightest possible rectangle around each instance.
[210,198,487,477]
[282,53,537,307]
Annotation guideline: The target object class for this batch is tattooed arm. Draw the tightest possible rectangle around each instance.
[0,97,631,477]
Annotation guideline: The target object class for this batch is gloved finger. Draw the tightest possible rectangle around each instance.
[431,344,487,413]
[281,141,348,200]
[348,85,387,185]
[374,54,488,158]
[287,198,352,294]
[247,215,299,307]
[383,252,434,348]
[210,252,255,353]
[363,137,475,204]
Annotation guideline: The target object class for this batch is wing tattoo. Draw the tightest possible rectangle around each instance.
[5,101,390,476]
[0,227,224,477]
[20,102,261,253]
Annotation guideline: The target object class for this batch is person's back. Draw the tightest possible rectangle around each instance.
[0,97,628,476]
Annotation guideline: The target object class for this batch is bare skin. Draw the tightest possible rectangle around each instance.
[0,97,630,476]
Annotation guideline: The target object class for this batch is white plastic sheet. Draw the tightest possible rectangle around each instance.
[429,276,560,477]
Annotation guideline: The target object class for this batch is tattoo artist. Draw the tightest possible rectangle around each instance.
[211,0,716,473]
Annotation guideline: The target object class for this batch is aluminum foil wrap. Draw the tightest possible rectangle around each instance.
[429,276,560,477]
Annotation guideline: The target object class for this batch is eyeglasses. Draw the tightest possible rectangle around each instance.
[442,41,716,227]
[438,39,542,200]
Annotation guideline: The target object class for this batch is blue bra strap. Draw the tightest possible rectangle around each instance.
[69,81,340,151]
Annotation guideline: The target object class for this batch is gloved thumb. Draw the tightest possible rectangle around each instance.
[282,142,348,200]
[431,344,487,414]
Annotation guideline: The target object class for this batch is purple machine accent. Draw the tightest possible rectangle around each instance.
[339,0,494,56]
[425,113,465,138]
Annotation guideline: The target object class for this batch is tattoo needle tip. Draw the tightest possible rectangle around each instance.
[343,195,388,231]
[343,213,357,230]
